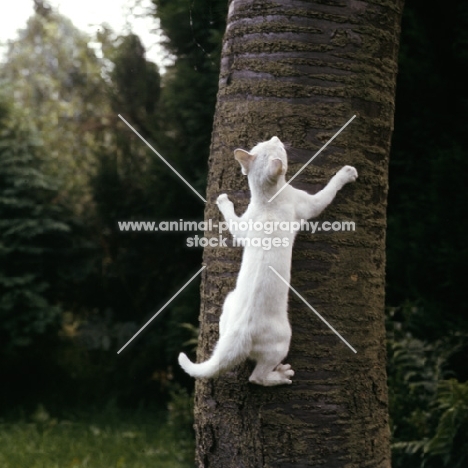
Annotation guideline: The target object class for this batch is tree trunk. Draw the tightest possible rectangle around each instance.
[195,0,404,466]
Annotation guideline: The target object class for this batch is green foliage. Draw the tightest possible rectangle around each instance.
[153,0,227,194]
[1,0,227,397]
[387,2,468,462]
[167,384,195,440]
[0,406,193,467]
[77,0,228,405]
[110,33,161,130]
[0,7,110,212]
[179,322,199,353]
[387,305,468,468]
[89,30,180,377]
[0,97,69,349]
[426,379,468,467]
[0,0,212,406]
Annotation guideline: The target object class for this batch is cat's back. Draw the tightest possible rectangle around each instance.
[247,196,296,225]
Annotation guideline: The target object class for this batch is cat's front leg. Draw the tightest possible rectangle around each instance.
[294,165,358,220]
[216,194,247,238]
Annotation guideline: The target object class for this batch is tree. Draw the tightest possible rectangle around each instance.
[194,1,404,466]
[152,0,227,199]
[1,5,109,213]
[0,95,68,350]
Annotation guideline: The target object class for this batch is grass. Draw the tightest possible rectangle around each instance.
[0,405,194,468]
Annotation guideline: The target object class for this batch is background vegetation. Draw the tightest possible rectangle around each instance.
[386,0,468,465]
[0,0,466,466]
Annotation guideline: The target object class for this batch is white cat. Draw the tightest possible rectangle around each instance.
[178,136,357,386]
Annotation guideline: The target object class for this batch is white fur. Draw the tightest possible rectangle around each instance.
[178,136,357,386]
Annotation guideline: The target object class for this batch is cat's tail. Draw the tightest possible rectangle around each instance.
[178,330,249,379]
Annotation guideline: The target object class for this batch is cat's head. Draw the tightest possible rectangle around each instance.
[234,136,287,185]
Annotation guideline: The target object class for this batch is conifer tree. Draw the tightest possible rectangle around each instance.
[0,97,69,349]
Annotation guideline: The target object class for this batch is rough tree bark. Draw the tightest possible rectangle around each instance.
[195,0,404,466]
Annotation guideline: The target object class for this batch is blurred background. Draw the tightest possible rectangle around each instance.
[0,0,466,467]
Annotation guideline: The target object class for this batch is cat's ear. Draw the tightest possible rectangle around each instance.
[268,158,284,179]
[234,149,255,175]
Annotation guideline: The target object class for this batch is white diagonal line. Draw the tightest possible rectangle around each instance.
[269,266,357,353]
[117,265,206,354]
[118,114,207,203]
[268,115,356,203]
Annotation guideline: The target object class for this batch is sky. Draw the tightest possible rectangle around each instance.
[0,0,171,70]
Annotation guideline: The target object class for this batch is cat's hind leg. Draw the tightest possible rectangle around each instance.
[218,291,236,337]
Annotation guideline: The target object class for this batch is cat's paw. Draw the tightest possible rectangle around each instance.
[216,193,231,205]
[336,165,358,187]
